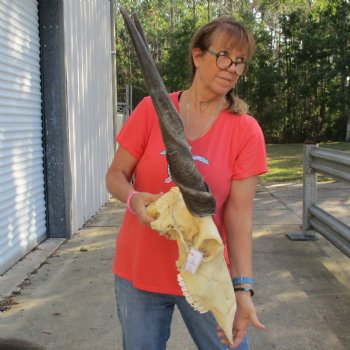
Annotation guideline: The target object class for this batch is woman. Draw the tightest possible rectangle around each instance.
[106,15,267,350]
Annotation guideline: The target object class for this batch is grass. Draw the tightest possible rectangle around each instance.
[260,142,350,183]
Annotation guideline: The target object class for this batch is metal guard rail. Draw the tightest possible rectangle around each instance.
[288,143,350,259]
[310,147,350,183]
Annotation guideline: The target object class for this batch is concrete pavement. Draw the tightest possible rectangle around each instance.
[1,182,350,349]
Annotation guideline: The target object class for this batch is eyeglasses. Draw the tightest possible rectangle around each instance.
[207,49,247,76]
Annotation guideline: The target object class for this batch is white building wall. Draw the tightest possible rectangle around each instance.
[63,0,114,232]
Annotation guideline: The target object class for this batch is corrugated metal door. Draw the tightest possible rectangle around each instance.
[0,0,46,274]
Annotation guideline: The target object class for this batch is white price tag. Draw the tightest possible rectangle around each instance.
[184,247,204,274]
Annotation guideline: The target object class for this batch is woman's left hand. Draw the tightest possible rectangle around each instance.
[217,292,265,348]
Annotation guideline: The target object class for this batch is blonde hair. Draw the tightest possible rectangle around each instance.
[189,16,255,114]
[227,92,249,114]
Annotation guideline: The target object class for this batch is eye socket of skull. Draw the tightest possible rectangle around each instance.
[197,238,221,262]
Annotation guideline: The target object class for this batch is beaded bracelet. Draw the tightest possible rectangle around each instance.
[232,276,254,286]
[127,190,138,215]
[234,287,254,297]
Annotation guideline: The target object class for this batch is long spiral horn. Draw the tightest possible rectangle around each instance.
[119,7,215,216]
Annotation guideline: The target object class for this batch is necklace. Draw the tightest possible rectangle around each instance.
[186,96,226,141]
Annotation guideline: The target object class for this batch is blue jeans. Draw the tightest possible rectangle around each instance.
[114,276,250,350]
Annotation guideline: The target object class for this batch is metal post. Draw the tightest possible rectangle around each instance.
[287,141,318,240]
[123,84,130,123]
[345,76,349,142]
[302,142,317,233]
[130,85,133,113]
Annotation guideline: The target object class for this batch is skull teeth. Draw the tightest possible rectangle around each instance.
[177,274,208,313]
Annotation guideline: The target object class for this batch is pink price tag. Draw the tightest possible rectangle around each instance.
[184,247,204,274]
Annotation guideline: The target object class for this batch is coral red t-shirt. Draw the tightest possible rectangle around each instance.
[113,91,267,295]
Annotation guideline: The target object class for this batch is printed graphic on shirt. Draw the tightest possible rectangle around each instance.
[160,150,209,184]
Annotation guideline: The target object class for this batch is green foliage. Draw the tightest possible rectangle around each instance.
[115,0,350,142]
[163,18,196,91]
[260,144,304,182]
[248,0,350,143]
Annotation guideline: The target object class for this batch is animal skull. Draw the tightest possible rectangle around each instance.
[147,187,236,344]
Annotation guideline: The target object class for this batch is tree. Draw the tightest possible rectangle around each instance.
[115,0,350,142]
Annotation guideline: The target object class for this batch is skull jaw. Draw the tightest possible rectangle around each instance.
[178,257,236,344]
[147,187,236,344]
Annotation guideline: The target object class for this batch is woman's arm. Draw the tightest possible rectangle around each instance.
[105,145,161,225]
[222,175,265,348]
[106,145,137,201]
[225,176,257,279]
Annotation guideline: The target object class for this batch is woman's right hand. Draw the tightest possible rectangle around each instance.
[130,191,163,225]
